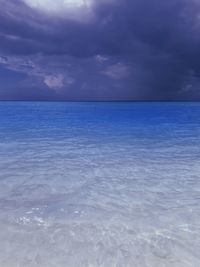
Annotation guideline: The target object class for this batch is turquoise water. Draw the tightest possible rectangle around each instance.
[0,102,200,267]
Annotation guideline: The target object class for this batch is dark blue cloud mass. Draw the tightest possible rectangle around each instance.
[0,0,200,100]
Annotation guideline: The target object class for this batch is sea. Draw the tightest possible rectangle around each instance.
[0,102,199,267]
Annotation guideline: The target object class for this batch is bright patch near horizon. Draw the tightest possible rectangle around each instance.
[24,0,92,17]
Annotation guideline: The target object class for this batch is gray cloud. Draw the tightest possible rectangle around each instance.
[0,0,200,100]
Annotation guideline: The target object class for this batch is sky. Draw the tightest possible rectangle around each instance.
[0,0,200,101]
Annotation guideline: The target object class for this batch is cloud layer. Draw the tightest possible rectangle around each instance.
[0,0,200,100]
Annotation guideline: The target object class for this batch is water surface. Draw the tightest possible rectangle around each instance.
[0,102,200,267]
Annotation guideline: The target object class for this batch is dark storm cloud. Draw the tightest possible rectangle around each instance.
[0,0,200,100]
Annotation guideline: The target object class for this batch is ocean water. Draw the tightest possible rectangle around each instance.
[0,102,200,267]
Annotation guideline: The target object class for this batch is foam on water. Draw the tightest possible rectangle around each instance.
[0,102,200,267]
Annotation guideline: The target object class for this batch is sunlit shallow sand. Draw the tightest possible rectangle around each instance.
[0,102,200,266]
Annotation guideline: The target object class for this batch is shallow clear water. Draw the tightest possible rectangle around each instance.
[0,102,200,267]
